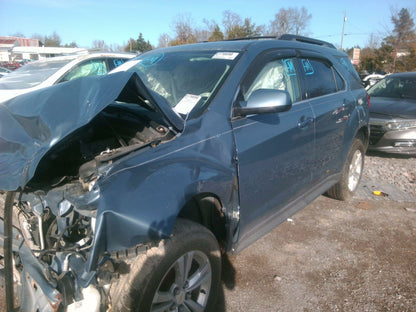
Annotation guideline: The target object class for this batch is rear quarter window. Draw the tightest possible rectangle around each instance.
[335,56,362,90]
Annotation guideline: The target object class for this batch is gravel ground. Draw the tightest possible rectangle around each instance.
[363,152,416,199]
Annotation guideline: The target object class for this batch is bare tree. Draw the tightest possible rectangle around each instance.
[171,13,196,45]
[44,31,62,47]
[366,33,381,50]
[158,33,171,48]
[91,40,109,51]
[269,7,311,37]
[222,10,242,38]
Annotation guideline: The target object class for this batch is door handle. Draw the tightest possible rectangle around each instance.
[298,117,314,128]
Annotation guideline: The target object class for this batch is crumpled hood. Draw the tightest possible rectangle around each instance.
[0,71,182,191]
[370,97,416,119]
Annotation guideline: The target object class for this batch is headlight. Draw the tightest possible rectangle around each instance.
[385,120,416,131]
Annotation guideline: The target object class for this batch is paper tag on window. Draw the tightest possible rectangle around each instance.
[212,52,239,60]
[175,94,201,114]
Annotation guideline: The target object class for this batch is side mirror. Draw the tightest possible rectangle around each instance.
[233,89,292,117]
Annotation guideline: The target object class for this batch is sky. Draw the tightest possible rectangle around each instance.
[0,0,415,50]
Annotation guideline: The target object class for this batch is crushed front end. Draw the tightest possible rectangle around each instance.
[0,71,179,311]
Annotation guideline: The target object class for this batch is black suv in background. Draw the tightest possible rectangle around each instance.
[1,35,369,312]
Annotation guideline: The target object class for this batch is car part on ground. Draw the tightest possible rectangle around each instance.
[367,72,416,155]
[0,35,369,311]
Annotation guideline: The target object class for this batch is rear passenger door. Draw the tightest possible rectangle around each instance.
[232,50,315,247]
[296,53,355,183]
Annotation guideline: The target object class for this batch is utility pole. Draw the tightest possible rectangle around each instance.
[341,11,347,50]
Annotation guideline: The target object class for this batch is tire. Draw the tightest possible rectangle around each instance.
[109,218,221,312]
[327,138,365,201]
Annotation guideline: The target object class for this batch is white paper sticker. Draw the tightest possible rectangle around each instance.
[175,94,201,114]
[212,52,239,60]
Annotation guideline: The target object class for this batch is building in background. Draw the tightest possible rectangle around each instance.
[0,36,87,64]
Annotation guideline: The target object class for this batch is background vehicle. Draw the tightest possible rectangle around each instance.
[362,72,387,89]
[0,66,12,78]
[0,52,135,102]
[367,72,416,155]
[0,36,369,312]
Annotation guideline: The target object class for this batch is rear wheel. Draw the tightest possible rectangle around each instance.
[110,219,221,312]
[327,138,365,201]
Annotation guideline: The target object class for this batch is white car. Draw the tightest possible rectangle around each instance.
[0,66,12,78]
[0,53,135,102]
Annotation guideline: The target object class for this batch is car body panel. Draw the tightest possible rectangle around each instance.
[369,97,416,119]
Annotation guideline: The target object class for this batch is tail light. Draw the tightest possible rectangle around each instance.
[367,94,370,107]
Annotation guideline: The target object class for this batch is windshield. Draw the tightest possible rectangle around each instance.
[0,59,74,90]
[368,76,416,100]
[123,50,238,116]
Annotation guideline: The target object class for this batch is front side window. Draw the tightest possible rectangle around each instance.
[60,59,108,82]
[242,58,301,104]
[299,58,337,98]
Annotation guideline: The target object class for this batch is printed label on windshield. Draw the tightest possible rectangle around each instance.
[175,94,201,115]
[212,52,239,60]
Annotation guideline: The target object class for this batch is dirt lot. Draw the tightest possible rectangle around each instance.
[215,195,416,312]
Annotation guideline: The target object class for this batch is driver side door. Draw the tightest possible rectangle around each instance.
[231,51,316,251]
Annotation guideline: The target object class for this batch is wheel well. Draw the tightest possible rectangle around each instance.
[178,194,227,248]
[356,126,369,148]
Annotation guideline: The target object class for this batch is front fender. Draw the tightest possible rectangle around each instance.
[86,137,237,271]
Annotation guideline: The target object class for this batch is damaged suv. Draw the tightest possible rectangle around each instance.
[1,35,369,312]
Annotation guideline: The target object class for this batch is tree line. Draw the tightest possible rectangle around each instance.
[10,7,311,54]
[9,7,416,73]
[355,8,416,73]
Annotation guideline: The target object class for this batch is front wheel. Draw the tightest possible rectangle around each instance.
[109,219,221,312]
[327,138,365,201]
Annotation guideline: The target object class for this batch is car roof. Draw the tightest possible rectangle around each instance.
[29,52,136,64]
[152,37,345,58]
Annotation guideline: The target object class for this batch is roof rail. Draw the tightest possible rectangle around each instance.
[279,34,336,49]
[225,36,278,41]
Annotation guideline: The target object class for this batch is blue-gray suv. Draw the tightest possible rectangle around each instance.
[1,35,369,312]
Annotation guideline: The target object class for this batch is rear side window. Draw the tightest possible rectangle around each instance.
[60,59,108,82]
[298,58,337,98]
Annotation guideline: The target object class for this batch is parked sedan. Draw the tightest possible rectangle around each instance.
[368,72,416,154]
[0,53,135,103]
